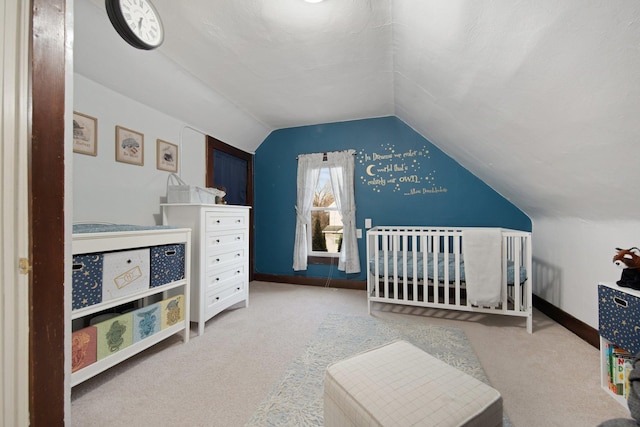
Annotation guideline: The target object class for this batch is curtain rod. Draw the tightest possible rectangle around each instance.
[296,149,356,160]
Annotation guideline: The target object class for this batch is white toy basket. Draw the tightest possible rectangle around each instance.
[166,173,225,204]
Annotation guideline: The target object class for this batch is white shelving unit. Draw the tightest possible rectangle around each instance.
[598,281,640,409]
[71,227,191,387]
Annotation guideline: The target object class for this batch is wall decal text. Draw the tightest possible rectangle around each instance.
[358,143,448,196]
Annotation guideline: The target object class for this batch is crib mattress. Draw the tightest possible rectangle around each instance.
[370,252,527,285]
[324,340,502,427]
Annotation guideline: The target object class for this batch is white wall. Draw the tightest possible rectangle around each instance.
[73,74,208,225]
[532,217,640,329]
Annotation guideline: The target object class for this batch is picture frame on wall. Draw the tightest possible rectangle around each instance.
[115,125,144,166]
[73,111,98,156]
[156,139,178,173]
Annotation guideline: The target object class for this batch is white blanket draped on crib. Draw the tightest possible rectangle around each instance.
[462,228,503,307]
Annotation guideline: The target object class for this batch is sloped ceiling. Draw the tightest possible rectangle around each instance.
[75,0,640,221]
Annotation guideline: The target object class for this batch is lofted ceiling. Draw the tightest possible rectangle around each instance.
[75,0,640,221]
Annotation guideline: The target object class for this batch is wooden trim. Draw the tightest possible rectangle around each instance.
[308,256,339,266]
[254,273,366,291]
[532,294,599,349]
[30,0,67,424]
[205,136,255,281]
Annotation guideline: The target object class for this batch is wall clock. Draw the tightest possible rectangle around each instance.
[105,0,164,50]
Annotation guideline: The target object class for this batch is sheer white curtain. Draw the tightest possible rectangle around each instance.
[292,153,323,271]
[328,150,360,274]
[292,150,360,274]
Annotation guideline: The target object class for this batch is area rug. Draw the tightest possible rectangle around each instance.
[245,313,511,426]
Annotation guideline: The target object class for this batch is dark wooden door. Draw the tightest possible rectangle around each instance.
[206,136,254,280]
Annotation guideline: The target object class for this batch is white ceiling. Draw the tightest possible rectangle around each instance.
[75,0,640,221]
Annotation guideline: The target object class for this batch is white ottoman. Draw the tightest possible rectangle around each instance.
[323,340,502,427]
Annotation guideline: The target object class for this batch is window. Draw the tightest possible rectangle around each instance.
[309,168,343,256]
[293,150,360,274]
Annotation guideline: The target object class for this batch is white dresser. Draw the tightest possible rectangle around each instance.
[161,204,250,336]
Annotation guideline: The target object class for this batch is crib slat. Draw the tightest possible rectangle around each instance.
[373,235,380,298]
[501,236,508,309]
[433,234,439,303]
[443,235,450,305]
[454,234,461,306]
[423,234,430,303]
[402,234,408,301]
[393,234,399,300]
[411,234,421,301]
[513,236,522,311]
[383,234,389,299]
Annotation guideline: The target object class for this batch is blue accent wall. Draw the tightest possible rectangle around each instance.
[254,116,531,281]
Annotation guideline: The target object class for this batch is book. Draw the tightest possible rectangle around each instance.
[608,344,633,396]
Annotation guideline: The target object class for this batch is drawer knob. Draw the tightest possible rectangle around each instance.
[216,220,221,224]
[216,258,220,262]
[216,278,220,281]
[216,239,220,243]
[236,236,241,240]
[236,253,241,257]
[236,270,240,274]
[236,219,241,223]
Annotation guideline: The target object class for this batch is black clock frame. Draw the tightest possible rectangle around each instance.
[105,0,164,50]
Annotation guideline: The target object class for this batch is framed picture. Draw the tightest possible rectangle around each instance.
[73,111,98,156]
[156,139,178,173]
[115,125,144,166]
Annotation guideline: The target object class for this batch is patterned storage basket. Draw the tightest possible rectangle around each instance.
[150,244,185,287]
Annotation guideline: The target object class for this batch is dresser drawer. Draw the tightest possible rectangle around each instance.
[205,264,245,292]
[205,229,246,251]
[599,284,640,354]
[205,278,245,313]
[205,248,246,269]
[205,211,247,230]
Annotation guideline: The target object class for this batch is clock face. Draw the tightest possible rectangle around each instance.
[106,0,164,50]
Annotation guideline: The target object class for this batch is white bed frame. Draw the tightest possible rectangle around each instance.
[366,226,533,333]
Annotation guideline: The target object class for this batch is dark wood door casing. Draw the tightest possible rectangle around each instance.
[206,136,255,281]
[30,0,67,424]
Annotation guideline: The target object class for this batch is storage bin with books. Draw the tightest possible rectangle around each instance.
[599,282,640,407]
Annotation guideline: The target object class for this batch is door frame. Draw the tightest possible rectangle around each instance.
[206,136,255,281]
[29,0,68,424]
[1,1,31,425]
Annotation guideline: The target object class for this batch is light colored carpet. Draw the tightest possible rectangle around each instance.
[246,313,510,426]
[71,281,631,426]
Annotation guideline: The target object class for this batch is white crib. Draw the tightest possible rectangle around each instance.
[366,226,533,333]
